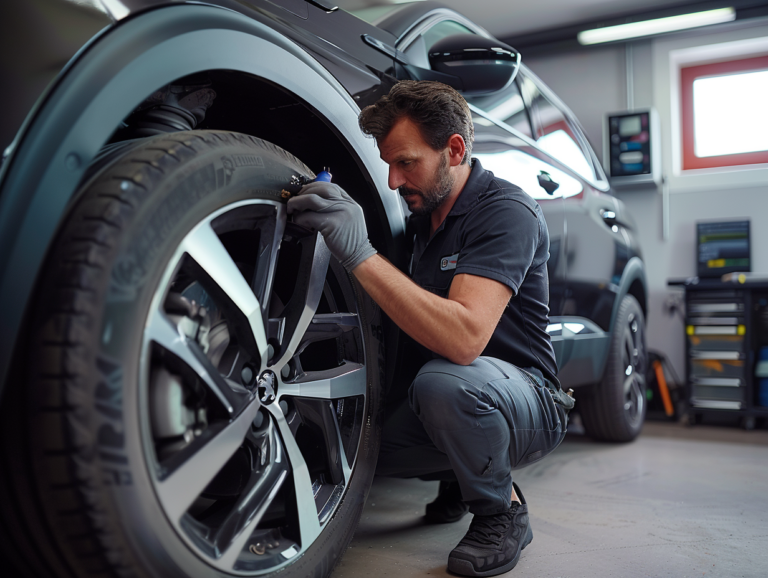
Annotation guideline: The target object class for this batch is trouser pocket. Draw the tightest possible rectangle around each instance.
[514,414,567,469]
[512,372,568,469]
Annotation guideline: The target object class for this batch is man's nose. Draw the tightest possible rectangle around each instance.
[388,167,405,191]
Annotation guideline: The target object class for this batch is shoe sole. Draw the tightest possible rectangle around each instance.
[446,525,533,577]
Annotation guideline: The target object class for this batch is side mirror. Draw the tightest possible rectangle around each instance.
[537,171,560,195]
[428,34,520,96]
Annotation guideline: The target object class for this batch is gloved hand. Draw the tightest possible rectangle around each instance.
[287,181,377,271]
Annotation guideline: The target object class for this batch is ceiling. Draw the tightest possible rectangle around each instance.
[334,0,730,39]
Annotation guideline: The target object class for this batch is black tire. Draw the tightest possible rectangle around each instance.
[0,131,383,578]
[579,294,647,442]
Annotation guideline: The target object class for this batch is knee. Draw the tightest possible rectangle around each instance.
[409,360,484,430]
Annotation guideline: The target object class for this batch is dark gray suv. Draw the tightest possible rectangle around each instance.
[0,2,647,577]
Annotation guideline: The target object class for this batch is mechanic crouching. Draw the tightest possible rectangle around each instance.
[287,80,574,578]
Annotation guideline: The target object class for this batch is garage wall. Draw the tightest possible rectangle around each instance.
[523,21,768,383]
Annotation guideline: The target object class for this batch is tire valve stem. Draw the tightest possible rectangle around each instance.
[566,388,574,398]
[282,168,332,199]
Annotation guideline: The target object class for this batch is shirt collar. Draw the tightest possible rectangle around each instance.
[447,158,494,217]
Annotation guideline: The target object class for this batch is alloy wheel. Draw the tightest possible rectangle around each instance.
[621,312,646,426]
[140,199,367,574]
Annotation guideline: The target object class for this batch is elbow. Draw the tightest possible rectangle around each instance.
[445,341,486,366]
[450,353,478,366]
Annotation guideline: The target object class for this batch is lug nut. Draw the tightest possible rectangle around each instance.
[241,365,254,386]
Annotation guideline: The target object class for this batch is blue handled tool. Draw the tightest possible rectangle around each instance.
[314,168,332,183]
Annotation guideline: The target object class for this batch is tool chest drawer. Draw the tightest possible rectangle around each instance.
[691,383,745,404]
[687,333,744,353]
[690,358,745,380]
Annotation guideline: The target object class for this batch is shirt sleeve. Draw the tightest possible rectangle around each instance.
[454,197,540,295]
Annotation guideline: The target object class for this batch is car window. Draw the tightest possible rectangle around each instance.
[471,111,518,140]
[472,145,584,201]
[518,73,597,182]
[468,80,532,138]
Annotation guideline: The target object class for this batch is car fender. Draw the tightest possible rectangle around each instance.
[0,3,403,391]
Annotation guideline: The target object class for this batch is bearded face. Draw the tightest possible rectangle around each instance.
[398,152,455,216]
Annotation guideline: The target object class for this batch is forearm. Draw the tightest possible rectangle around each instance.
[351,255,489,365]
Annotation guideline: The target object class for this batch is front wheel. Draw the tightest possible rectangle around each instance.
[580,294,647,442]
[2,131,383,578]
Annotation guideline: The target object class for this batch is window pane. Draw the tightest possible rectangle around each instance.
[520,75,596,182]
[469,81,532,138]
[693,70,768,157]
[472,148,583,200]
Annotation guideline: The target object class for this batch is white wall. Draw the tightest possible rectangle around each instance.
[524,21,768,382]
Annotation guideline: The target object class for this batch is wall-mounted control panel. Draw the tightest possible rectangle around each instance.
[603,108,661,187]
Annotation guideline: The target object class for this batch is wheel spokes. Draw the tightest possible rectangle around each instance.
[270,232,330,371]
[280,363,366,399]
[295,313,359,356]
[215,420,290,568]
[145,200,367,574]
[250,204,287,322]
[263,402,322,547]
[183,221,269,366]
[156,397,261,523]
[146,310,249,415]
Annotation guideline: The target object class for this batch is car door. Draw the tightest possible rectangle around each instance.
[518,68,620,386]
[468,106,577,368]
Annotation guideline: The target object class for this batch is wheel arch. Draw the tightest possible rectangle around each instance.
[0,4,404,393]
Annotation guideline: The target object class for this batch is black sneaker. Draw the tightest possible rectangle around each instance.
[446,483,533,577]
[426,481,470,524]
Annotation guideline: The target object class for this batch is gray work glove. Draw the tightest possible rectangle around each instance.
[287,181,377,271]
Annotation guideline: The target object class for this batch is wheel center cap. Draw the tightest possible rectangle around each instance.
[257,370,277,405]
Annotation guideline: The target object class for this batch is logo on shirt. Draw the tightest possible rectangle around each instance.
[440,253,459,271]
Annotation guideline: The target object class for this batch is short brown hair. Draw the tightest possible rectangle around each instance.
[358,81,474,164]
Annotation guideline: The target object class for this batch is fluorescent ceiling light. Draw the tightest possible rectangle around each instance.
[578,7,736,45]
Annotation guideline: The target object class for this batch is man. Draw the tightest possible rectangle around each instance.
[287,80,572,577]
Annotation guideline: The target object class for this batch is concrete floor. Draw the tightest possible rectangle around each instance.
[332,420,768,578]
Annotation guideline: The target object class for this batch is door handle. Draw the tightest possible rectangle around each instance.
[601,209,617,223]
[537,171,560,195]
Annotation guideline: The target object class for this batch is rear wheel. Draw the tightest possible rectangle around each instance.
[1,131,382,577]
[580,294,647,442]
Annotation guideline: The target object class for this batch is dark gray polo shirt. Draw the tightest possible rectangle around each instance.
[406,158,560,387]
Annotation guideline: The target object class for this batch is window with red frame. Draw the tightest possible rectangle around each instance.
[681,55,768,170]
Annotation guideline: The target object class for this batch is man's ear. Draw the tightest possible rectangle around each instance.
[446,134,466,167]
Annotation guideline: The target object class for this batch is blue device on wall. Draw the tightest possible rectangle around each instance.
[603,108,661,187]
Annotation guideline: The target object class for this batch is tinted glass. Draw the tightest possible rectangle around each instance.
[471,111,520,141]
[469,80,532,138]
[519,74,596,182]
[471,140,583,200]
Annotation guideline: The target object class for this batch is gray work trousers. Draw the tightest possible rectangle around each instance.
[376,357,568,516]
